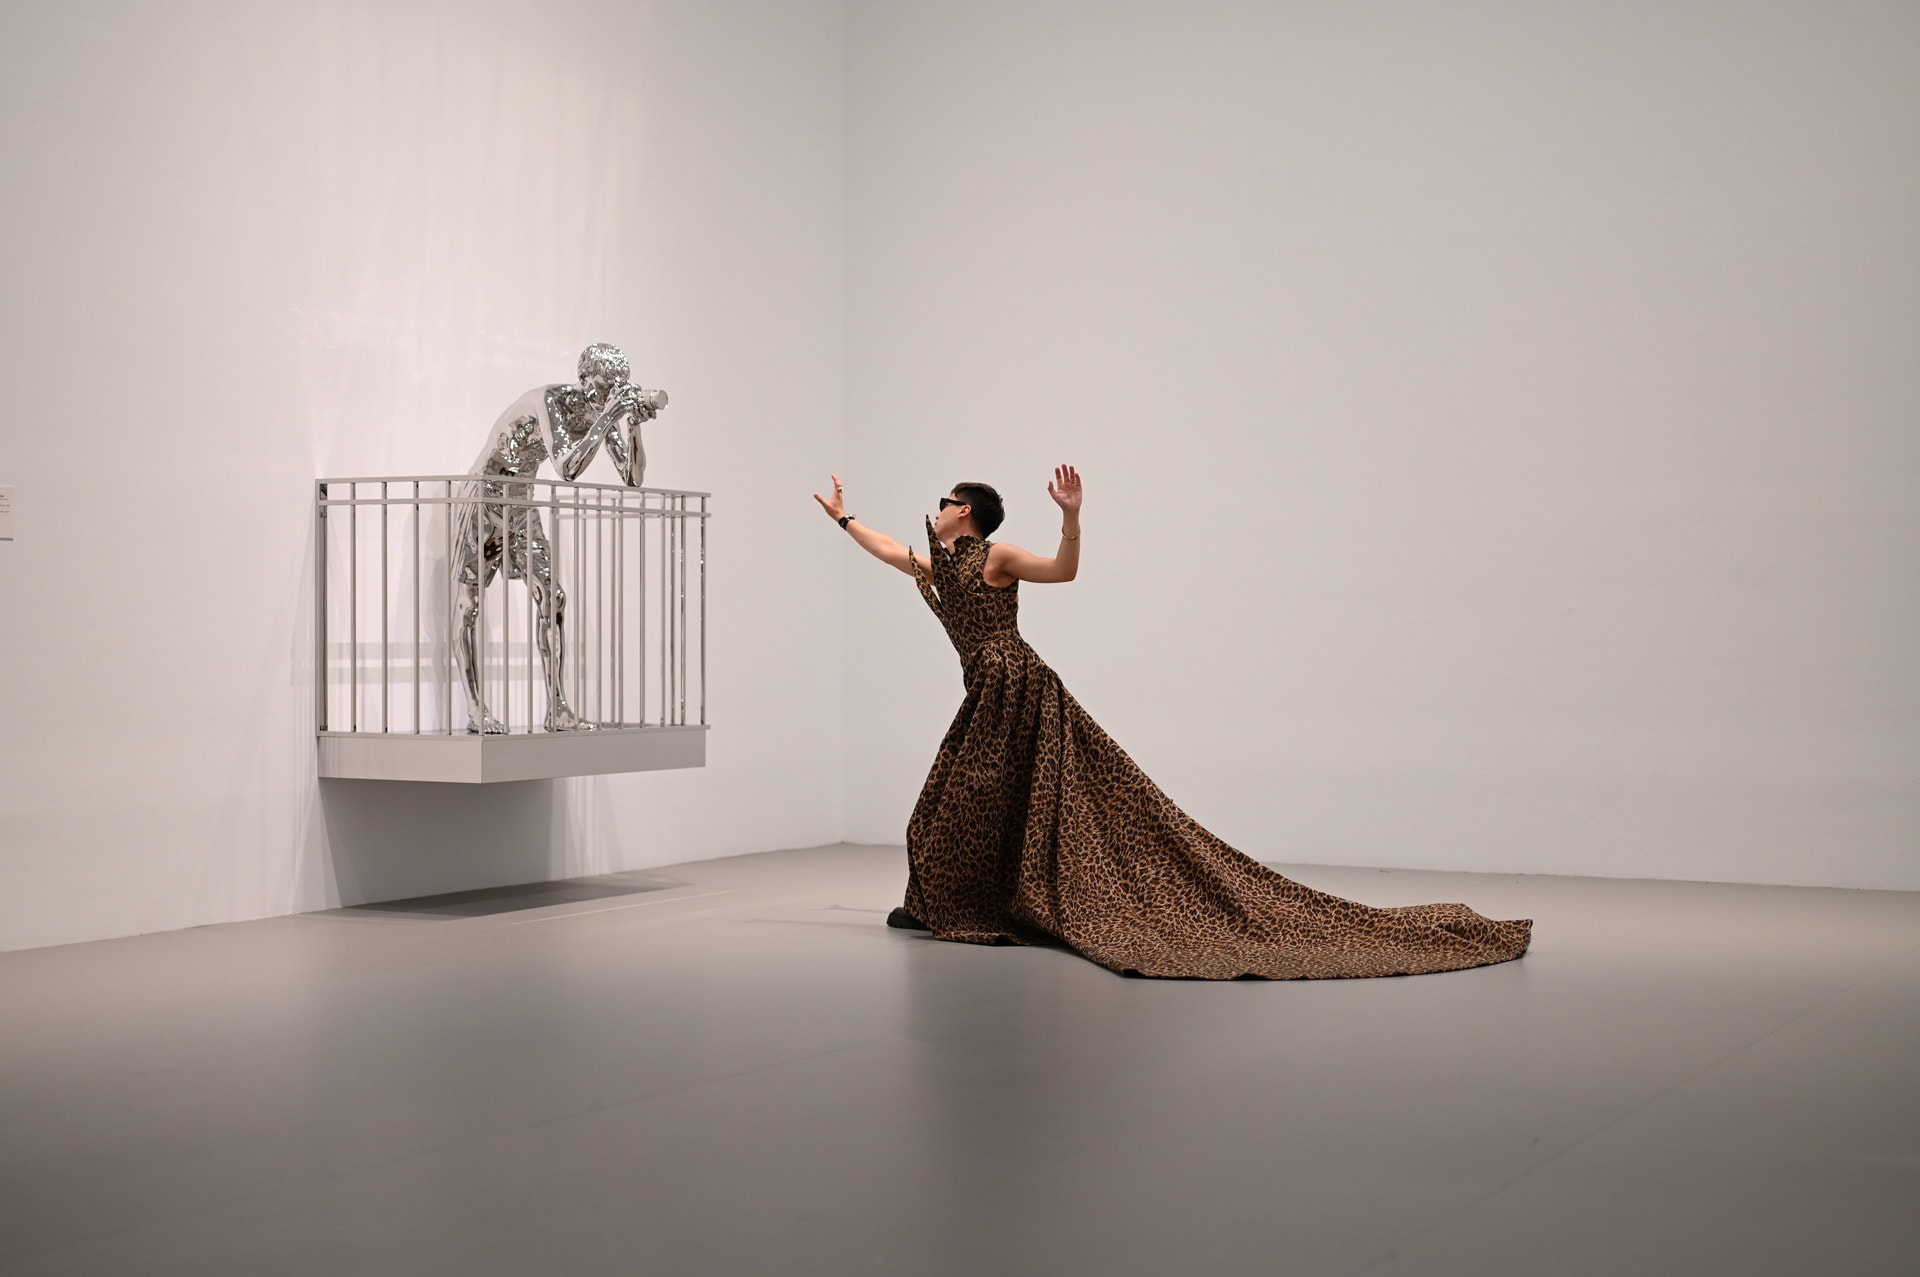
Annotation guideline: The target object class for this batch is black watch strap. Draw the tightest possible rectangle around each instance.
[838,514,854,529]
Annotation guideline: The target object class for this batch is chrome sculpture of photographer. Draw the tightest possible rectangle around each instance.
[456,343,668,734]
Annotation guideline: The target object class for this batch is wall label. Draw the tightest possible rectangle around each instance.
[0,486,12,540]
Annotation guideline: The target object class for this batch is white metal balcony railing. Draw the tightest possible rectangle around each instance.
[315,475,708,782]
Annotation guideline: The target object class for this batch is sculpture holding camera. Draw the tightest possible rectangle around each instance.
[455,343,668,734]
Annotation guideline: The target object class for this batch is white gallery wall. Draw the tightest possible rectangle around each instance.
[842,1,1920,890]
[0,0,847,950]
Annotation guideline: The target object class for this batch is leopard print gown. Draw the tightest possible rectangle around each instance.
[901,520,1532,980]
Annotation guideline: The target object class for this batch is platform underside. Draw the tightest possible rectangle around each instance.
[317,725,706,783]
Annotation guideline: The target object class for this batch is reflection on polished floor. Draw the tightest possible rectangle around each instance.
[1,844,1915,1276]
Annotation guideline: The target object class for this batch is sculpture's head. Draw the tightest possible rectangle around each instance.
[578,343,631,399]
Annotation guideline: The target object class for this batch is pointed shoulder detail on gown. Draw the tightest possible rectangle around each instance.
[922,518,970,590]
[909,517,944,615]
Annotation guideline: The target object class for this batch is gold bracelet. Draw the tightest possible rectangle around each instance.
[1060,529,1080,541]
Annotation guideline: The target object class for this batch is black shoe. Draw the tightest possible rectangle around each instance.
[886,907,929,931]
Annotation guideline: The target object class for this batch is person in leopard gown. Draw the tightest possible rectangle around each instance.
[813,466,1531,979]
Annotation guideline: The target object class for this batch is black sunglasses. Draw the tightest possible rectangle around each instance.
[938,497,967,511]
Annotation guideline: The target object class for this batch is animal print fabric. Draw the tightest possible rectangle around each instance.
[901,520,1532,980]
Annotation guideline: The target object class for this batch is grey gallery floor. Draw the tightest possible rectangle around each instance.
[2,844,1916,1277]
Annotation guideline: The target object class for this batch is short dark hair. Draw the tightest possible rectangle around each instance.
[951,482,1004,537]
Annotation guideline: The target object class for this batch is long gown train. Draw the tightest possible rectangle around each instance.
[900,521,1532,980]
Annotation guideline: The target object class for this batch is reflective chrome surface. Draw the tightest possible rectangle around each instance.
[455,344,671,733]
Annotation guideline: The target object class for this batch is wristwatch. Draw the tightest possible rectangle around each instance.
[838,514,854,529]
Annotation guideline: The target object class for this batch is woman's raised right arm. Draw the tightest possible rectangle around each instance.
[813,474,919,577]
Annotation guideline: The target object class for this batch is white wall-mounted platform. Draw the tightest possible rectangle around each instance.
[318,725,707,783]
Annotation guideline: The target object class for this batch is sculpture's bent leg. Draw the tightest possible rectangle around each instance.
[521,507,594,732]
[453,499,508,735]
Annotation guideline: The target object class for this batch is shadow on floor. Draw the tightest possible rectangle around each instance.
[323,870,688,920]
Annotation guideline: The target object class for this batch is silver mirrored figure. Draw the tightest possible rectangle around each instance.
[456,343,668,734]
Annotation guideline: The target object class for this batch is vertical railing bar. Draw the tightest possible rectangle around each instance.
[584,486,592,727]
[380,481,389,733]
[608,488,616,728]
[573,481,584,718]
[672,495,679,722]
[444,481,454,734]
[679,498,687,724]
[596,488,606,728]
[687,491,695,722]
[641,498,647,725]
[700,495,707,727]
[510,494,518,729]
[669,498,677,725]
[475,482,486,736]
[622,491,631,726]
[315,482,328,734]
[672,495,679,718]
[660,506,668,733]
[503,489,512,734]
[497,494,503,730]
[668,498,677,725]
[645,499,652,722]
[527,484,536,733]
[504,496,511,727]
[505,491,514,732]
[507,489,515,733]
[662,502,669,725]
[604,487,613,727]
[510,498,517,730]
[412,481,421,734]
[349,483,358,733]
[607,489,616,727]
[549,480,561,733]
[614,489,624,727]
[378,480,389,733]
[631,494,638,726]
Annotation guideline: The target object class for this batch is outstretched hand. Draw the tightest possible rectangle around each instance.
[1047,464,1082,514]
[812,473,848,521]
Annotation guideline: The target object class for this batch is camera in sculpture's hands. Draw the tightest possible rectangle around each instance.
[623,385,669,419]
[600,382,668,430]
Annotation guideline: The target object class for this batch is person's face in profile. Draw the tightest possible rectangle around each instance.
[935,493,970,539]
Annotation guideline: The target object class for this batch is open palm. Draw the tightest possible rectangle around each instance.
[1048,464,1082,514]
